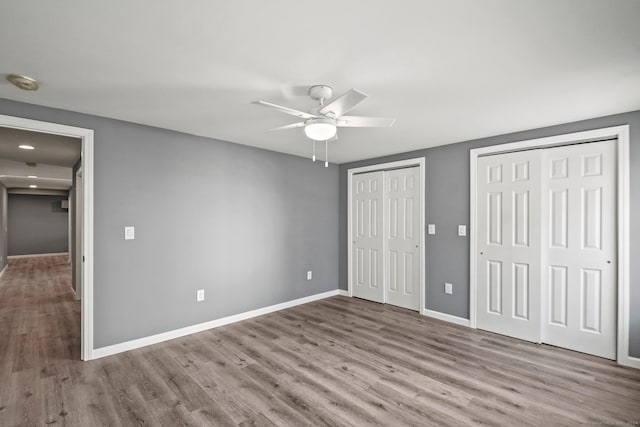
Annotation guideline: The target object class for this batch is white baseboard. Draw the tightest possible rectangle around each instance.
[338,289,349,296]
[423,309,470,327]
[91,289,341,360]
[618,355,640,369]
[8,252,69,259]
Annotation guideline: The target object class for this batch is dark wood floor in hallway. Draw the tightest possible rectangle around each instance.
[1,256,640,426]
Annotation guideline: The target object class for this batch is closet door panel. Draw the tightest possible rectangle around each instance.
[352,171,385,303]
[541,140,617,359]
[477,150,542,343]
[385,167,420,311]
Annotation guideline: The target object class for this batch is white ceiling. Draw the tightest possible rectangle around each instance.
[0,0,639,164]
[0,127,80,190]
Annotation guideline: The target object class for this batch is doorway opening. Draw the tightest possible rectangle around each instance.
[0,114,94,361]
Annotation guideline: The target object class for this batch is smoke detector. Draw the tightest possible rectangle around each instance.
[6,74,40,91]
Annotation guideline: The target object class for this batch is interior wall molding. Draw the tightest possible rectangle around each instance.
[91,289,342,360]
[423,309,471,327]
[8,252,70,259]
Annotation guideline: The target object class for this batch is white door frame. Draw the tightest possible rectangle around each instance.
[74,168,83,302]
[0,114,95,361]
[469,125,636,368]
[347,157,426,313]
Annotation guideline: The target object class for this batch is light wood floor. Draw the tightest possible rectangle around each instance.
[1,256,640,426]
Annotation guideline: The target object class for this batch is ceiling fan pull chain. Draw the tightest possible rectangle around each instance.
[325,140,329,168]
[312,140,316,162]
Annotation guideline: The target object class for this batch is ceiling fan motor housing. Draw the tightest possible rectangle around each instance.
[308,85,333,102]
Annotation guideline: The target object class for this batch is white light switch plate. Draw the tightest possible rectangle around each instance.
[457,225,467,236]
[124,226,135,240]
[445,283,453,294]
[196,289,205,302]
[307,271,312,280]
[428,224,436,235]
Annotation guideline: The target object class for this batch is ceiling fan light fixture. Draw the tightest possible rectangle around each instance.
[304,118,337,141]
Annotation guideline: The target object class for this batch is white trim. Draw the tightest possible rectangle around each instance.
[0,264,7,280]
[92,289,341,360]
[347,157,426,313]
[622,356,640,370]
[0,114,94,361]
[338,289,349,296]
[616,126,633,368]
[423,309,471,327]
[81,129,94,361]
[469,125,633,367]
[74,167,83,302]
[469,150,478,329]
[8,252,69,259]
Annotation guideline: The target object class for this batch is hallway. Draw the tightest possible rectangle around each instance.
[0,256,80,424]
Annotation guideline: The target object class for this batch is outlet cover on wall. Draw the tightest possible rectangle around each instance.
[307,270,312,280]
[444,283,453,294]
[428,224,436,235]
[196,289,205,302]
[457,225,467,236]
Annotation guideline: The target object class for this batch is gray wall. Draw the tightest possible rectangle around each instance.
[0,98,339,349]
[8,194,69,256]
[0,183,7,270]
[340,109,640,358]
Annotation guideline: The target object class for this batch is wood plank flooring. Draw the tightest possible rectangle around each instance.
[1,256,640,426]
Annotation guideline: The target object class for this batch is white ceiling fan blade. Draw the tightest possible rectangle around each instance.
[268,122,305,132]
[318,89,368,118]
[337,116,396,127]
[253,100,318,119]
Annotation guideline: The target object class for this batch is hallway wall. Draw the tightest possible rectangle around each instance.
[8,194,69,256]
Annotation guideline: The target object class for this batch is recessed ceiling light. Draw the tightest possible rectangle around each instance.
[28,175,37,178]
[29,184,37,188]
[6,74,40,91]
[19,144,34,150]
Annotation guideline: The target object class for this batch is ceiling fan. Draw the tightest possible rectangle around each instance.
[253,85,395,166]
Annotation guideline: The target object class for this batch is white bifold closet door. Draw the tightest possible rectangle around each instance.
[541,140,617,359]
[352,171,385,303]
[477,150,542,343]
[352,167,420,311]
[477,140,617,359]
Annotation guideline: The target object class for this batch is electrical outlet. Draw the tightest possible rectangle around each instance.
[444,283,453,294]
[428,224,436,235]
[196,289,205,302]
[457,225,467,236]
[307,270,312,280]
